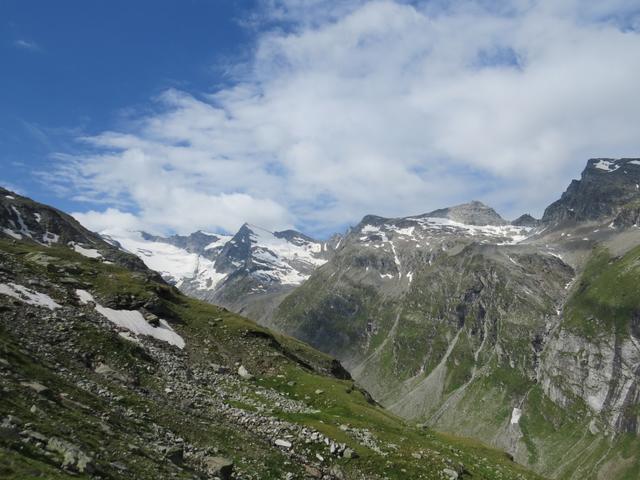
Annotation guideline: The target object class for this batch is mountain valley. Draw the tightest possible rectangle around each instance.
[2,158,640,479]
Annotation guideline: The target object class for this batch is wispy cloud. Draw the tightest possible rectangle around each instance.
[54,0,640,236]
[13,39,41,52]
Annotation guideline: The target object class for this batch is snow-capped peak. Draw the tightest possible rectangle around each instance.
[104,223,330,307]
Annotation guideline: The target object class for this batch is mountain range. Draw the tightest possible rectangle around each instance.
[2,157,640,479]
[0,184,546,479]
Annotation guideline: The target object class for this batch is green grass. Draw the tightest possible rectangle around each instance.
[0,238,545,479]
[564,245,640,338]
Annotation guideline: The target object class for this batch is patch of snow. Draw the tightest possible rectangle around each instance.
[75,289,185,349]
[245,224,326,285]
[510,407,522,424]
[5,195,15,199]
[629,160,640,165]
[204,235,232,250]
[42,232,59,245]
[11,206,32,238]
[394,226,415,237]
[406,272,413,284]
[0,283,61,310]
[389,240,401,274]
[33,213,41,223]
[76,289,94,304]
[104,231,223,288]
[2,228,21,239]
[405,216,532,245]
[71,243,103,259]
[593,159,620,172]
[361,224,381,234]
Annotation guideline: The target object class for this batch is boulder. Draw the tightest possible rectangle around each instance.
[274,439,292,449]
[442,468,459,480]
[204,456,234,480]
[46,437,94,473]
[238,365,253,380]
[20,381,50,395]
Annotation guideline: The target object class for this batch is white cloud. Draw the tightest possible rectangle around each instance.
[73,208,142,237]
[13,39,41,51]
[57,0,640,236]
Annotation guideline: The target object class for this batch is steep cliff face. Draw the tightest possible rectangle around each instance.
[540,246,640,434]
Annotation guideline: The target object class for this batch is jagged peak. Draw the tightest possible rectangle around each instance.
[542,157,640,224]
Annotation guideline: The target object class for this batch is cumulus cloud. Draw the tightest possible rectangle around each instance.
[72,208,142,237]
[57,0,640,236]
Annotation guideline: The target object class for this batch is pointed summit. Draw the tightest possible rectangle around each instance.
[511,214,539,228]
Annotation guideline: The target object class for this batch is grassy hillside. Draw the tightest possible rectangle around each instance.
[0,238,540,480]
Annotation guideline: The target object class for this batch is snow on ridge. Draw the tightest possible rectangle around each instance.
[361,224,382,234]
[247,224,324,263]
[104,231,226,289]
[244,224,327,284]
[0,282,61,310]
[76,289,185,349]
[204,235,232,250]
[359,216,532,247]
[593,159,620,172]
[107,224,327,290]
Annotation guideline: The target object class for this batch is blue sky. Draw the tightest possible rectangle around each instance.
[1,0,255,208]
[2,1,640,238]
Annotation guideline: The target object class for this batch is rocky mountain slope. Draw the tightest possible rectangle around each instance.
[103,224,335,322]
[0,190,541,479]
[269,158,640,479]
